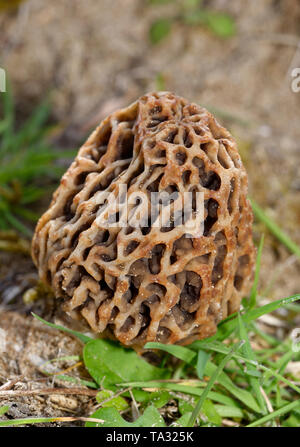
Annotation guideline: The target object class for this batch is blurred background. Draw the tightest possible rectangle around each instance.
[0,0,300,310]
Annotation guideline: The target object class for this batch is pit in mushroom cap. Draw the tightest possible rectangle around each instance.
[32,92,255,347]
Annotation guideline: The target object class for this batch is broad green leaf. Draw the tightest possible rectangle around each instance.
[96,390,129,411]
[183,9,235,39]
[178,398,194,415]
[0,405,9,416]
[214,404,243,419]
[83,339,170,388]
[170,412,192,427]
[237,313,266,414]
[149,19,172,44]
[202,399,222,425]
[206,12,236,38]
[86,405,165,427]
[142,391,171,408]
[196,350,209,379]
[130,389,151,402]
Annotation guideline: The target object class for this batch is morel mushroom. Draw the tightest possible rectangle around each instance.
[32,92,255,347]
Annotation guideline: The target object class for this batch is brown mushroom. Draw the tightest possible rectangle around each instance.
[32,92,255,347]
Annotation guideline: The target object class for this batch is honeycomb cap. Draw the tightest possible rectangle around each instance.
[32,92,255,347]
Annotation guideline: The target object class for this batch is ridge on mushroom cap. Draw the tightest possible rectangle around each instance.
[32,92,255,347]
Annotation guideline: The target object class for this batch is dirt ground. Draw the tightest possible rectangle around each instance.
[0,0,300,423]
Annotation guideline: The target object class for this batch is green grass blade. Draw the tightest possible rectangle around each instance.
[0,118,9,134]
[14,206,40,222]
[191,340,300,395]
[204,360,261,413]
[32,313,92,344]
[250,322,279,347]
[187,341,244,427]
[0,418,59,427]
[144,342,196,363]
[251,199,300,259]
[223,293,300,339]
[247,401,300,427]
[192,294,300,347]
[248,234,264,309]
[243,294,300,322]
[54,375,98,389]
[3,210,32,237]
[118,380,242,407]
[13,98,50,147]
[0,416,105,427]
[264,350,295,395]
